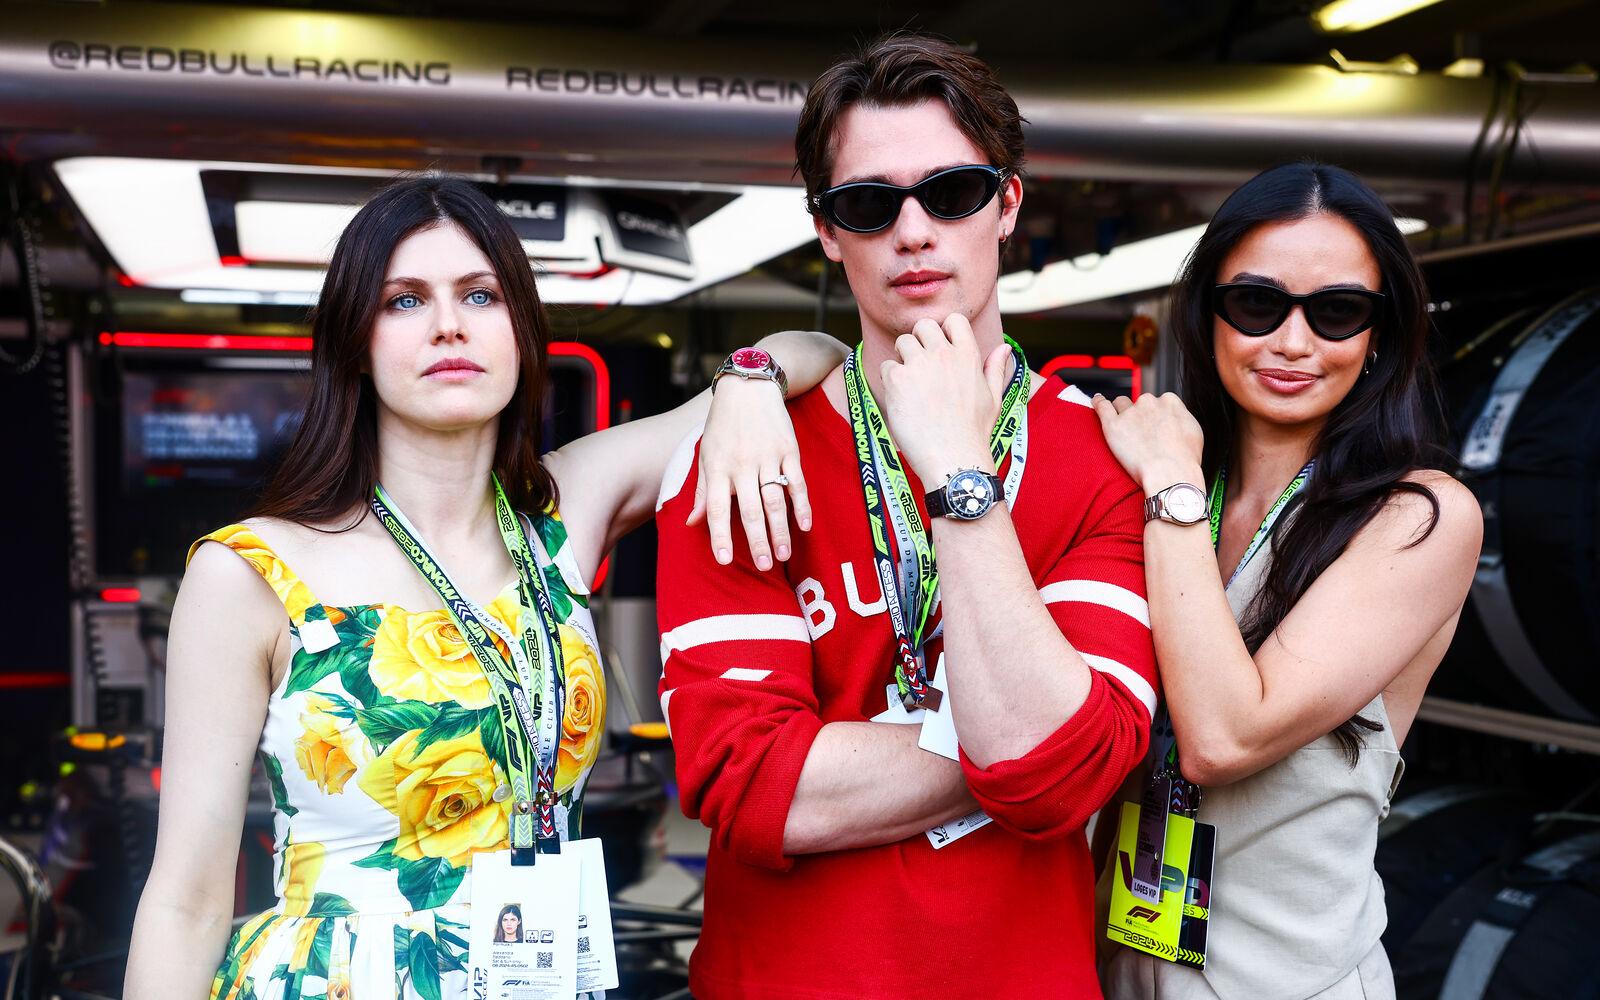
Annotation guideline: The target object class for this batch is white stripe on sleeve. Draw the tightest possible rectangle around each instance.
[1040,580,1150,628]
[655,424,705,512]
[659,613,812,665]
[660,688,675,737]
[1083,654,1157,717]
[719,667,773,682]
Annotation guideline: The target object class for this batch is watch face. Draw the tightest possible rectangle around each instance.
[1165,485,1207,524]
[946,471,996,520]
[730,347,772,373]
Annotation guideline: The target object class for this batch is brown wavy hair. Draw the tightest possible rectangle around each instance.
[251,176,557,527]
[795,32,1027,215]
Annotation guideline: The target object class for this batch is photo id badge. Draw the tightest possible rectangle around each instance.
[566,839,620,993]
[469,850,580,1000]
[1105,801,1197,965]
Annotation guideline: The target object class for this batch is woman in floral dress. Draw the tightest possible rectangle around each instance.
[122,177,843,1000]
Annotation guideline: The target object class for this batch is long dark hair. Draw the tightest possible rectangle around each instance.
[1170,161,1445,760]
[493,903,523,943]
[251,176,557,526]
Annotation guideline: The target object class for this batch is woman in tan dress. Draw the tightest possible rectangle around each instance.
[1094,162,1482,999]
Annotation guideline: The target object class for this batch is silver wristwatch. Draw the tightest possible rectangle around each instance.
[1144,483,1207,525]
[712,346,788,395]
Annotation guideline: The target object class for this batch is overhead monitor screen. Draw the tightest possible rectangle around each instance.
[97,353,603,578]
[122,370,308,491]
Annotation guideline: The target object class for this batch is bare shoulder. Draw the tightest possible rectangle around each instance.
[176,536,283,637]
[1360,470,1484,554]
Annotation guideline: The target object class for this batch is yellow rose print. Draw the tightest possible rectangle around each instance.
[369,608,493,709]
[211,525,315,621]
[555,624,606,795]
[281,841,325,917]
[359,730,511,868]
[288,918,319,972]
[293,696,368,794]
[327,974,352,1000]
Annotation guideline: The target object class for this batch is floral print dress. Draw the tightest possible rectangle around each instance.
[194,511,607,1000]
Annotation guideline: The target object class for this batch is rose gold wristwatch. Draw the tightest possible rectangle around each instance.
[1144,483,1207,525]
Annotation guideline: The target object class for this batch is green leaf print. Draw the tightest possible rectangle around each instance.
[478,709,507,772]
[542,563,574,621]
[261,753,298,817]
[534,511,568,558]
[334,605,382,642]
[408,931,444,1000]
[338,648,386,709]
[307,917,333,978]
[308,892,356,916]
[393,924,413,961]
[270,964,290,983]
[413,704,482,755]
[396,853,468,911]
[354,838,397,871]
[283,647,341,699]
[435,913,470,971]
[355,702,440,754]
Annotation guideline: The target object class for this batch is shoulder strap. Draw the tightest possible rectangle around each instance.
[189,524,325,626]
[521,507,591,597]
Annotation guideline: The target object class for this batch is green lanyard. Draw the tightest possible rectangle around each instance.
[1207,459,1316,588]
[842,336,1030,709]
[370,475,566,862]
[1157,458,1318,798]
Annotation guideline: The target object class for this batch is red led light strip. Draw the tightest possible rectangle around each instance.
[1040,354,1142,398]
[100,331,314,351]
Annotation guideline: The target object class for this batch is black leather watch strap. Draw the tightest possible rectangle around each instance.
[926,473,1004,519]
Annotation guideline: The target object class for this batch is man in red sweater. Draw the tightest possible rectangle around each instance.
[655,34,1156,999]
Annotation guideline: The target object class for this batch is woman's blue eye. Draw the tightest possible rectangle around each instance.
[466,289,494,306]
[391,292,421,310]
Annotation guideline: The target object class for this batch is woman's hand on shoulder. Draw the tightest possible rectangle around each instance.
[693,374,811,569]
[1091,391,1206,492]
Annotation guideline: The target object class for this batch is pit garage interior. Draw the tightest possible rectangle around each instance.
[3,0,1600,997]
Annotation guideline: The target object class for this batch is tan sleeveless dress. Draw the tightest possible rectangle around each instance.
[1102,529,1405,1000]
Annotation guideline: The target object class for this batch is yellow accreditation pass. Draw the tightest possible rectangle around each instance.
[1106,801,1197,964]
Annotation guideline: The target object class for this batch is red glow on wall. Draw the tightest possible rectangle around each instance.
[0,673,70,690]
[549,340,612,431]
[1039,355,1094,376]
[99,587,142,603]
[100,331,315,352]
[102,332,614,428]
[1040,353,1142,398]
[218,255,250,267]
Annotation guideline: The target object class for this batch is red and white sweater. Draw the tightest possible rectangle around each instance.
[655,380,1157,1000]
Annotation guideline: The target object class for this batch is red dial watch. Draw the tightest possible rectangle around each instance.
[713,347,789,395]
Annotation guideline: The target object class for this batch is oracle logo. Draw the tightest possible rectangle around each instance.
[616,211,682,241]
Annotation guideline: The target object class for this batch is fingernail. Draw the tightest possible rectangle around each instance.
[756,554,772,570]
[800,517,813,531]
[776,544,790,560]
[716,548,731,564]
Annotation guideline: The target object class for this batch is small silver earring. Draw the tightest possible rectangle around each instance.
[1365,351,1377,375]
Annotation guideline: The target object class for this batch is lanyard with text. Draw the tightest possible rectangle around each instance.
[1156,458,1318,806]
[371,476,566,864]
[1208,459,1317,589]
[842,336,1029,710]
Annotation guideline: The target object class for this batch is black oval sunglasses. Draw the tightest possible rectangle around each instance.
[1213,282,1387,341]
[813,165,1007,234]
